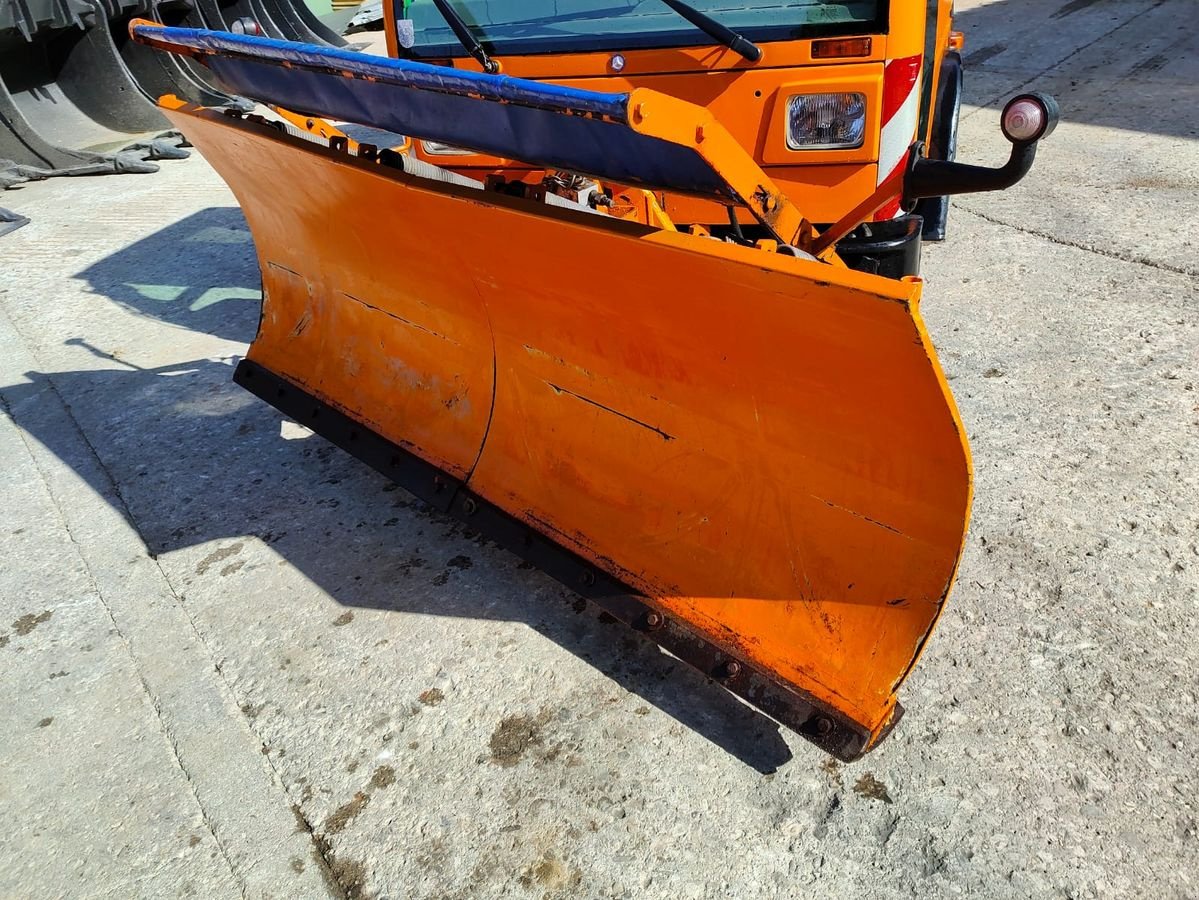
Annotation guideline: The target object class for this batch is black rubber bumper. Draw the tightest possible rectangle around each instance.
[836,214,924,279]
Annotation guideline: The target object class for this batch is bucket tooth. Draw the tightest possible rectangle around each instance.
[0,205,30,236]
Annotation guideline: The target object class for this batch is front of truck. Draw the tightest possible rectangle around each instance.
[384,0,949,247]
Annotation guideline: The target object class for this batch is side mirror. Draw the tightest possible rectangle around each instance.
[903,92,1059,208]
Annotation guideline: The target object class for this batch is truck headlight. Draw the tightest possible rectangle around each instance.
[786,93,867,150]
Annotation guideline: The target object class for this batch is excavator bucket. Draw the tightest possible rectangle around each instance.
[131,23,972,760]
[0,0,345,189]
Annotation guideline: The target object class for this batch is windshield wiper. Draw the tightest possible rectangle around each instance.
[429,0,499,73]
[658,0,762,62]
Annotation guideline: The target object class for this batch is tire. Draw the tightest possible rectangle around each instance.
[916,50,962,241]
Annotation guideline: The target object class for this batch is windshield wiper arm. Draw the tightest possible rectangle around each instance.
[658,0,761,62]
[429,0,499,73]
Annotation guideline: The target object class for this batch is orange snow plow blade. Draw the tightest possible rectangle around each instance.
[137,24,971,759]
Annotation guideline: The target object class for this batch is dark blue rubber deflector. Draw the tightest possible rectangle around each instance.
[135,24,733,200]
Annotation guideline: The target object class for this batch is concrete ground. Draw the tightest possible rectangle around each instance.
[1,0,1196,897]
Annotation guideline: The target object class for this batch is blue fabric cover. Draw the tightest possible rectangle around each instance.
[134,24,734,200]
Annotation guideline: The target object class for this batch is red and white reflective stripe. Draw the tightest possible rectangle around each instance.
[875,53,922,219]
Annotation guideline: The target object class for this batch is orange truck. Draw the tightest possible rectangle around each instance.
[130,3,1056,759]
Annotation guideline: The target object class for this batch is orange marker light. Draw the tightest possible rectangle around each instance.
[949,31,965,51]
[811,37,872,59]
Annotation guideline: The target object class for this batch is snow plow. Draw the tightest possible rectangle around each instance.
[130,11,1058,759]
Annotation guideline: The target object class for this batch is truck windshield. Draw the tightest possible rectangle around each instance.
[401,1,886,59]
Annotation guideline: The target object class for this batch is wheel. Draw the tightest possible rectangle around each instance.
[915,50,962,241]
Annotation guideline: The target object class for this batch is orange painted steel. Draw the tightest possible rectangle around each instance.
[272,107,413,156]
[158,98,973,748]
[273,107,357,148]
[622,86,811,247]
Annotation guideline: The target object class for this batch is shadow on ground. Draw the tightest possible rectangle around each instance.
[952,0,1197,139]
[2,333,795,774]
[76,207,261,342]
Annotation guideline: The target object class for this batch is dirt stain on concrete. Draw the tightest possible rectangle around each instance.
[311,824,369,899]
[328,854,368,899]
[432,554,474,586]
[325,792,370,834]
[1052,0,1102,18]
[289,857,305,874]
[964,42,1005,65]
[240,702,265,720]
[288,803,362,897]
[419,688,444,707]
[369,766,396,790]
[489,711,552,767]
[219,559,245,577]
[37,717,53,728]
[290,803,309,835]
[332,611,354,627]
[398,556,426,576]
[853,772,893,804]
[13,610,52,636]
[195,543,242,575]
[518,853,582,891]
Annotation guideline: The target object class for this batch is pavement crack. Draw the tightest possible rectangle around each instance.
[0,302,340,898]
[289,805,351,900]
[954,205,1195,277]
[0,324,252,899]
